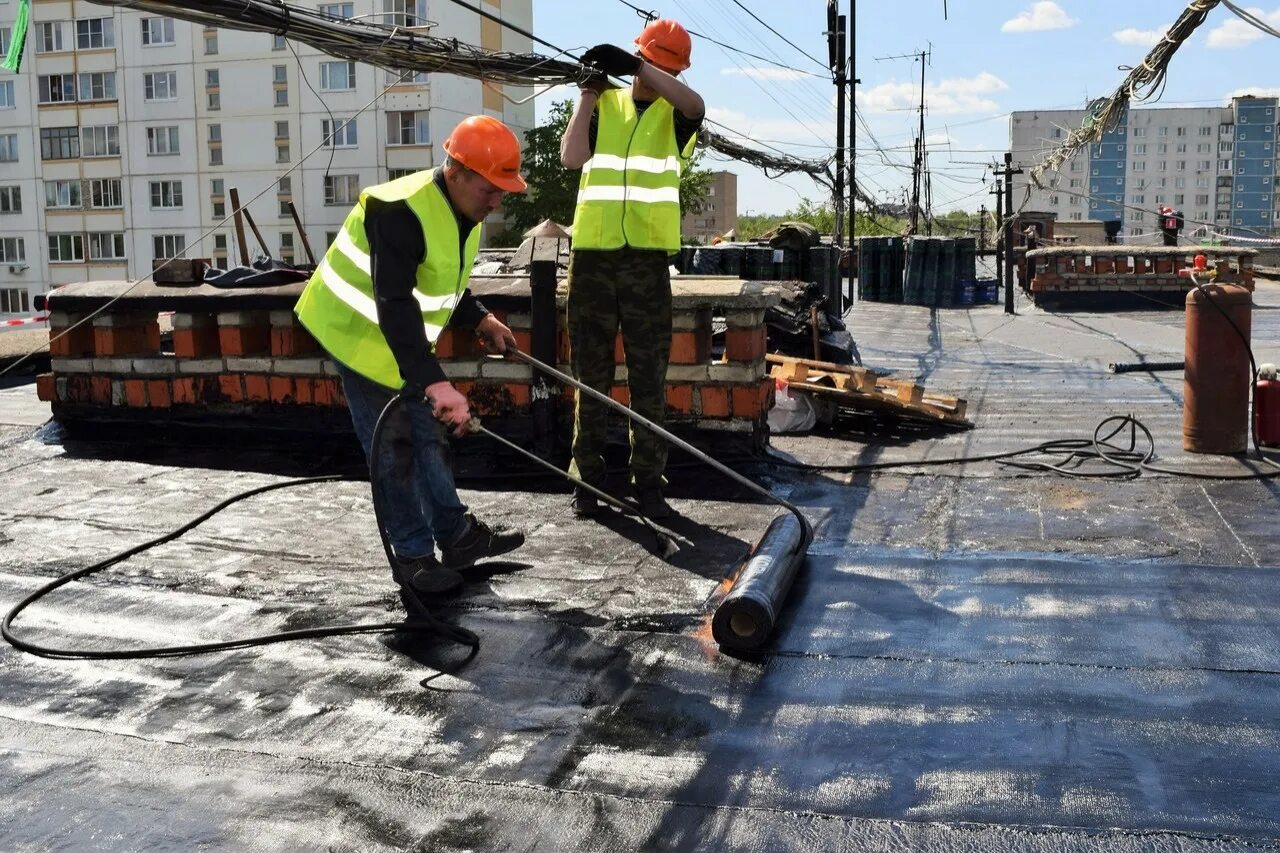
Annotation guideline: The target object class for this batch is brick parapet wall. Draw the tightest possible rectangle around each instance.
[1027,247,1258,300]
[37,277,779,437]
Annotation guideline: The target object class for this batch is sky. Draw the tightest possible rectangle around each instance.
[532,0,1280,215]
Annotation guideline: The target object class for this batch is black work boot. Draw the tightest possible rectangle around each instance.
[571,486,601,518]
[440,513,525,569]
[635,486,673,519]
[393,553,464,597]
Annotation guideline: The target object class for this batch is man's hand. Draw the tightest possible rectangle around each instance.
[579,72,614,97]
[425,380,471,437]
[476,314,518,355]
[581,44,642,78]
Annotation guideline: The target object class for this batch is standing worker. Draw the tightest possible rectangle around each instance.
[1159,205,1184,246]
[295,115,528,615]
[560,18,706,519]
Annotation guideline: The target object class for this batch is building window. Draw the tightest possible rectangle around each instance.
[322,117,358,147]
[209,146,223,166]
[75,18,115,50]
[1134,144,1146,154]
[36,22,66,54]
[1069,178,1082,188]
[1051,128,1063,139]
[1200,126,1212,136]
[1219,159,1232,170]
[383,1,429,26]
[88,232,126,260]
[154,234,186,260]
[321,3,356,17]
[144,71,178,101]
[0,28,9,57]
[78,72,117,102]
[1133,127,1146,138]
[0,81,13,109]
[1174,194,1184,205]
[45,180,81,208]
[0,134,16,162]
[140,17,175,46]
[146,125,180,156]
[0,186,19,214]
[150,180,184,209]
[273,33,287,50]
[1133,161,1145,172]
[209,125,222,144]
[275,121,290,140]
[387,111,429,145]
[1049,195,1059,205]
[1198,160,1211,171]
[1158,126,1168,137]
[47,233,85,263]
[0,287,30,313]
[40,127,80,160]
[37,75,76,104]
[323,174,360,205]
[1069,161,1081,172]
[1130,194,1145,204]
[206,69,220,88]
[273,65,288,106]
[280,232,294,262]
[386,69,429,86]
[276,143,290,163]
[1196,194,1210,205]
[89,179,124,209]
[1156,160,1167,171]
[208,92,221,111]
[0,238,25,263]
[320,61,356,91]
[387,168,414,180]
[204,28,218,55]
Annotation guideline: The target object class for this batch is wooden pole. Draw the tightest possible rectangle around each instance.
[288,202,317,265]
[228,187,250,266]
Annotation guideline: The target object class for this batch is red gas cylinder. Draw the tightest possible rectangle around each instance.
[1183,283,1253,454]
[1257,365,1280,447]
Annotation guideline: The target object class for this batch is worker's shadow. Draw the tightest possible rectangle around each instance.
[591,506,751,581]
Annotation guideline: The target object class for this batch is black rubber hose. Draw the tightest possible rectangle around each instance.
[1,392,479,660]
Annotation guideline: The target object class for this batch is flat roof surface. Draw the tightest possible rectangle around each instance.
[2,284,1280,851]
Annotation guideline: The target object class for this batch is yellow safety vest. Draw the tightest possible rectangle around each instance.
[572,89,696,252]
[295,169,480,389]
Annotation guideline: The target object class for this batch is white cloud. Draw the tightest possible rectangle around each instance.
[860,72,1009,116]
[1206,7,1280,48]
[1112,27,1164,46]
[704,106,833,145]
[925,132,953,146]
[1227,86,1280,99]
[1001,1,1078,33]
[720,67,809,82]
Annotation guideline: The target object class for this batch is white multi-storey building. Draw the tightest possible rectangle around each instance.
[0,1,534,316]
[1010,96,1278,244]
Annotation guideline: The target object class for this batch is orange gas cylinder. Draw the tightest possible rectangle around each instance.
[1184,283,1253,453]
[1258,365,1280,447]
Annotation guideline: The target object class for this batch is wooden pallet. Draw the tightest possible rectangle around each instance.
[766,353,970,426]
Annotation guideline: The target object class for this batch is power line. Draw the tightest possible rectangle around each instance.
[726,0,828,70]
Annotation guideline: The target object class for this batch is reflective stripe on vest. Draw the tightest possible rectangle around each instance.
[571,89,696,252]
[294,168,480,389]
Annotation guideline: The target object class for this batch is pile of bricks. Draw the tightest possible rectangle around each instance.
[35,276,781,442]
[1026,246,1257,303]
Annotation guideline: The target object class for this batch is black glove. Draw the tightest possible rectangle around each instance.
[579,72,616,96]
[581,44,642,78]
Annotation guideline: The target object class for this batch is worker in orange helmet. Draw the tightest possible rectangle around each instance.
[560,18,706,520]
[296,115,528,616]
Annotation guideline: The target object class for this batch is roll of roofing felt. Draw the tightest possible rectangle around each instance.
[711,513,808,651]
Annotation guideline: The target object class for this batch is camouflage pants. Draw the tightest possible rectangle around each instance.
[566,247,672,489]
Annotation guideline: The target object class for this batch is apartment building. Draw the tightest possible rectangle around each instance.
[1009,96,1278,243]
[0,0,534,316]
[681,170,737,241]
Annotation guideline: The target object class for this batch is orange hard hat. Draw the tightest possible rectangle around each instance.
[442,115,527,193]
[635,18,692,72]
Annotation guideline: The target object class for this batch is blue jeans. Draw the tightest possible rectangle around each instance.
[333,359,468,559]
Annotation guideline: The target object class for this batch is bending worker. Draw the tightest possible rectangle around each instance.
[295,115,527,614]
[560,18,705,519]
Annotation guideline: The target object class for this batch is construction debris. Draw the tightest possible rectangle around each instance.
[766,353,971,428]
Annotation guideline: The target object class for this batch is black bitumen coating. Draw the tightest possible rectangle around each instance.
[2,284,1280,851]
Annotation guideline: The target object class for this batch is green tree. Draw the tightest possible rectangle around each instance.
[497,99,716,243]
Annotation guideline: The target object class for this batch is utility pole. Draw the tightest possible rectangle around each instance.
[992,152,1024,316]
[989,179,1003,283]
[873,46,929,236]
[978,204,987,254]
[828,3,848,247]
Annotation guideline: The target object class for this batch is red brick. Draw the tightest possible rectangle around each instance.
[94,326,147,357]
[506,382,530,407]
[669,332,700,365]
[270,325,319,357]
[35,373,55,402]
[49,324,94,358]
[90,376,112,404]
[244,374,271,402]
[145,323,161,353]
[1093,257,1115,274]
[698,385,730,417]
[725,327,767,362]
[609,385,630,406]
[512,330,533,356]
[172,378,197,405]
[147,379,172,408]
[732,382,769,418]
[293,378,314,405]
[124,379,148,408]
[218,324,270,357]
[1114,257,1131,274]
[173,326,221,359]
[1132,257,1149,275]
[219,374,244,402]
[64,375,90,403]
[1153,257,1174,274]
[666,383,693,414]
[269,376,293,403]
